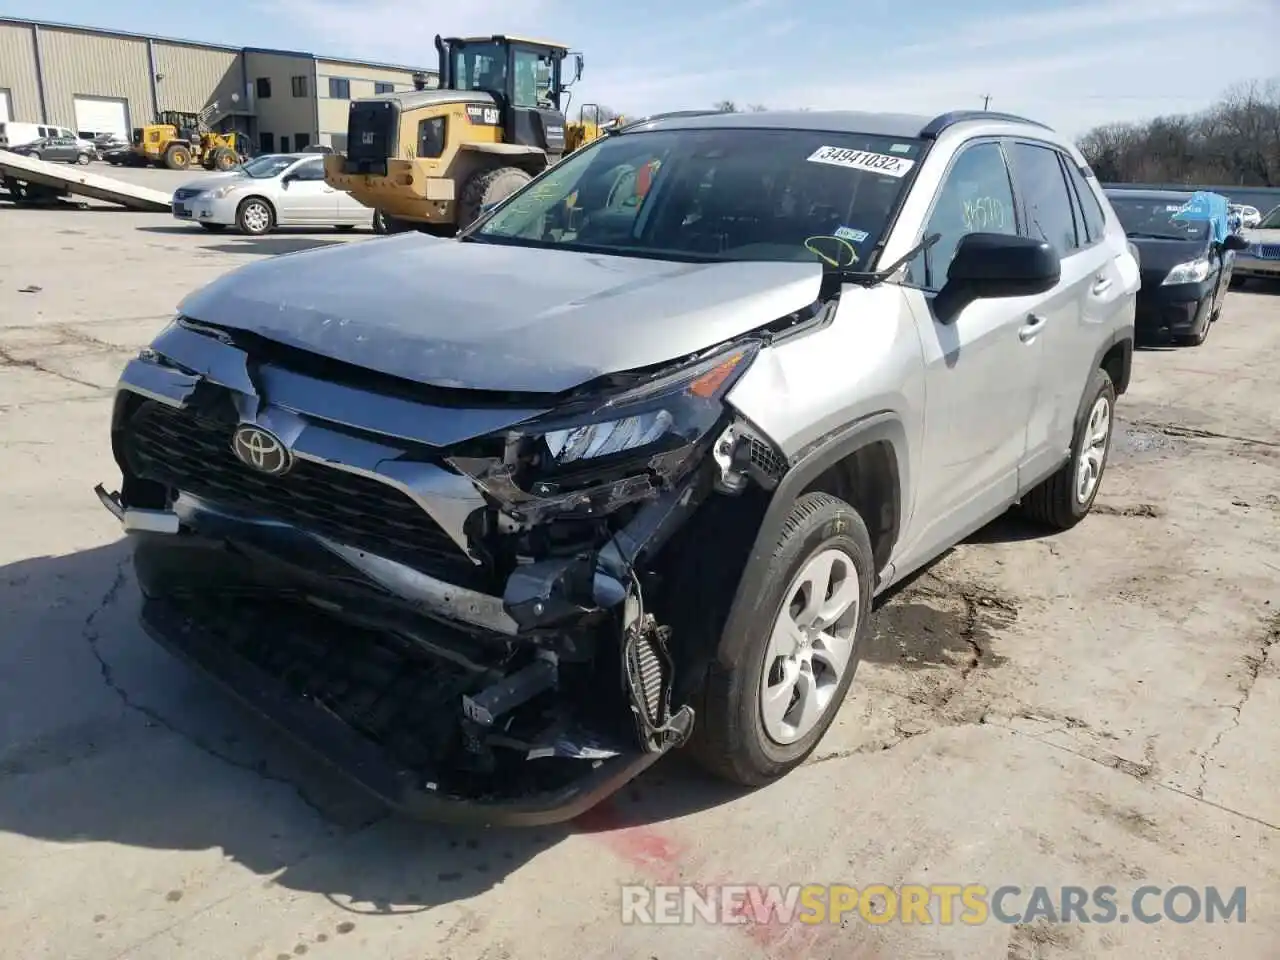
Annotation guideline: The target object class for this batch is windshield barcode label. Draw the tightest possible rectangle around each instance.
[806,147,916,178]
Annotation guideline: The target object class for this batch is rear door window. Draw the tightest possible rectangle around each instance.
[1064,161,1106,244]
[1007,142,1080,257]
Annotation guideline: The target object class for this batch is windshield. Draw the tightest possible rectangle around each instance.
[241,155,297,178]
[1259,204,1280,229]
[1108,196,1209,241]
[453,42,507,94]
[468,128,925,267]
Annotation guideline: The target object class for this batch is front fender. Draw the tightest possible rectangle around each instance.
[714,411,908,669]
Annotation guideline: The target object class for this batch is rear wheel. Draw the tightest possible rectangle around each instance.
[457,166,533,229]
[164,144,191,171]
[1020,367,1116,529]
[236,197,274,235]
[1229,275,1247,290]
[76,152,90,165]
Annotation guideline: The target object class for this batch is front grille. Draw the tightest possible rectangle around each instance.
[124,400,477,582]
[173,188,200,202]
[1254,243,1280,260]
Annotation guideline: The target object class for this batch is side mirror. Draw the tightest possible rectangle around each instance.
[1223,233,1249,252]
[281,172,297,186]
[934,233,1061,322]
[574,54,584,82]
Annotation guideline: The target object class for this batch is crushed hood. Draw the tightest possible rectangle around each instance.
[177,234,823,393]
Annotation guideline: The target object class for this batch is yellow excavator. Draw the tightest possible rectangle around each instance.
[324,34,616,233]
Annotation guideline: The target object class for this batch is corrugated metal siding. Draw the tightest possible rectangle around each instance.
[245,51,317,148]
[37,27,152,131]
[0,22,42,121]
[153,42,240,114]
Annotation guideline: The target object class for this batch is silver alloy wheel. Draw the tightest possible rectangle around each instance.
[759,547,861,745]
[1075,395,1111,504]
[242,201,271,234]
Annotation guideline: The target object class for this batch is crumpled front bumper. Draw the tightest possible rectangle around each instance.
[139,594,691,826]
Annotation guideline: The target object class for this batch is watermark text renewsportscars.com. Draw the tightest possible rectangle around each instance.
[621,884,1247,926]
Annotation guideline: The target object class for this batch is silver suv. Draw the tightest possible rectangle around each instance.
[98,108,1137,824]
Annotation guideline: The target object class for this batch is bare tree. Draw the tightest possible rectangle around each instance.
[713,100,739,113]
[1077,76,1280,186]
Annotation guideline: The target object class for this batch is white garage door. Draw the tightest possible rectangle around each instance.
[73,96,128,139]
[0,90,11,124]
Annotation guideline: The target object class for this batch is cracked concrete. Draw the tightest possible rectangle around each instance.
[1,200,1279,959]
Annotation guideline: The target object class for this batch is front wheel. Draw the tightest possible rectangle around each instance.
[1020,366,1116,529]
[1229,275,1247,291]
[236,197,274,235]
[687,492,874,786]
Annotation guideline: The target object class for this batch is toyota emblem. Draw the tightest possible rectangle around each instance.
[231,424,293,476]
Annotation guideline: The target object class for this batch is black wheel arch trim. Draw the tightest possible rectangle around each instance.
[1094,323,1134,395]
[714,410,907,669]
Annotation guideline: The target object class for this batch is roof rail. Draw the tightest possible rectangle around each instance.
[919,110,1052,139]
[610,109,725,133]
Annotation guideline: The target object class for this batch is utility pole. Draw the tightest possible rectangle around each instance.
[981,94,991,110]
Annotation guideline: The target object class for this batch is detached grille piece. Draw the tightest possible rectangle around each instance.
[124,400,477,582]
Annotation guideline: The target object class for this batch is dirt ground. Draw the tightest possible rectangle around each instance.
[1,194,1278,960]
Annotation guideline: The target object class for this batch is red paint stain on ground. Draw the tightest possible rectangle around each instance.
[575,801,828,959]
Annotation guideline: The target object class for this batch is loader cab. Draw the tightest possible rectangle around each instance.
[434,34,580,155]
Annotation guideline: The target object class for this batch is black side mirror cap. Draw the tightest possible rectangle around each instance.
[934,233,1061,322]
[1223,233,1249,252]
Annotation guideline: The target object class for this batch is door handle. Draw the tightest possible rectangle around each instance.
[1092,273,1112,295]
[1018,313,1047,342]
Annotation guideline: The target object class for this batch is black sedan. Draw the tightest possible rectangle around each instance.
[1104,188,1248,346]
[9,136,94,165]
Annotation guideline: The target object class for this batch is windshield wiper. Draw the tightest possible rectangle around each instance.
[831,232,942,286]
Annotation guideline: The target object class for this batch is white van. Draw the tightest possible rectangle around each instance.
[0,121,94,152]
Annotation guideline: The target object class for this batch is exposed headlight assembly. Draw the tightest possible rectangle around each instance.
[1161,257,1210,285]
[449,343,760,518]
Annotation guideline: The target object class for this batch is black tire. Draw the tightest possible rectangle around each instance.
[1176,304,1212,346]
[457,165,533,229]
[198,222,228,232]
[686,492,875,787]
[235,197,275,235]
[1020,366,1117,529]
[164,144,191,171]
[1228,275,1247,291]
[211,147,237,172]
[76,152,90,165]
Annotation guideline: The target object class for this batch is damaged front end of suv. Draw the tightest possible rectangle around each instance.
[95,311,795,825]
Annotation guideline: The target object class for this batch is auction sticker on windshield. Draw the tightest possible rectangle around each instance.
[807,147,916,178]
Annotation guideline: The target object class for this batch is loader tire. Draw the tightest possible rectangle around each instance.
[211,147,237,172]
[457,166,532,229]
[164,145,191,171]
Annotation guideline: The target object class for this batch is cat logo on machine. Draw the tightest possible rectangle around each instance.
[466,104,501,126]
[361,131,375,145]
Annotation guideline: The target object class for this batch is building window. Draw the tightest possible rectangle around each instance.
[280,134,290,152]
[256,77,272,99]
[291,75,308,97]
[375,81,394,94]
[295,133,311,149]
[259,132,274,153]
[328,77,350,99]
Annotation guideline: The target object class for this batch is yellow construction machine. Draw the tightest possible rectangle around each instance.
[325,34,612,233]
[127,105,245,172]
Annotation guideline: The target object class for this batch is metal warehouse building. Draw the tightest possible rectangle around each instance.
[0,16,438,154]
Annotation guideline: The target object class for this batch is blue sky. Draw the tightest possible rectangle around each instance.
[8,0,1278,135]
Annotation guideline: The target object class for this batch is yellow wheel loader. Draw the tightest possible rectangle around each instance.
[130,107,245,172]
[325,34,609,234]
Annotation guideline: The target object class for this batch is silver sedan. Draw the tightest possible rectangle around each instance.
[170,153,374,235]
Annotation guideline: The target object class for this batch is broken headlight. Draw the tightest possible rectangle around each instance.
[449,343,759,515]
[529,343,759,478]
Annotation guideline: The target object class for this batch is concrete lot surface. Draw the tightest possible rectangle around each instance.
[1,201,1278,960]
